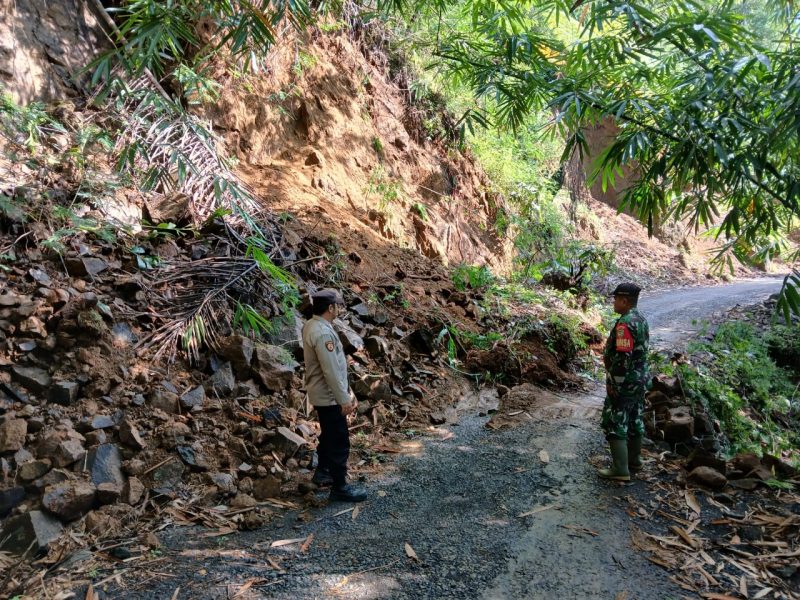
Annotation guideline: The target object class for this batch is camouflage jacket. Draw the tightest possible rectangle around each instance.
[603,307,650,399]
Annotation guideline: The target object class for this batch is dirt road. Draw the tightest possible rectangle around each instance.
[107,279,785,600]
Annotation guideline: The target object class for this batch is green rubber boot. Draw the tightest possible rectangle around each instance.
[628,436,643,472]
[598,439,631,481]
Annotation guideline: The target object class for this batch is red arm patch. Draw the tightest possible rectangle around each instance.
[615,323,634,353]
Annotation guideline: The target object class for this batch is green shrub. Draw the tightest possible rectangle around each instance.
[452,264,494,292]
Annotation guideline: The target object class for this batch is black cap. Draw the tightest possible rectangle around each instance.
[611,282,642,298]
[311,288,344,306]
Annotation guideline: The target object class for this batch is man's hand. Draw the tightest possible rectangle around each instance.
[606,383,616,398]
[340,401,356,416]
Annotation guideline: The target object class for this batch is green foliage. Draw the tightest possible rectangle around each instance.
[0,93,65,154]
[366,165,403,211]
[539,242,615,291]
[233,302,273,337]
[452,263,494,292]
[411,202,428,221]
[382,0,800,319]
[682,321,799,457]
[371,136,385,156]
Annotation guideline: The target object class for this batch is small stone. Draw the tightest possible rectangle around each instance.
[66,257,108,277]
[364,336,389,359]
[123,459,147,476]
[85,444,125,488]
[429,412,446,425]
[131,394,146,407]
[305,149,325,166]
[664,407,695,443]
[0,419,27,452]
[29,268,51,285]
[205,362,235,396]
[152,459,185,489]
[11,365,51,393]
[43,481,97,521]
[119,419,146,450]
[52,439,86,468]
[177,446,209,472]
[96,482,122,505]
[275,427,307,456]
[231,493,257,508]
[91,415,115,430]
[0,510,64,555]
[180,386,205,410]
[49,381,80,405]
[111,546,132,559]
[17,340,37,352]
[19,316,47,339]
[209,472,237,494]
[688,466,728,490]
[122,477,145,505]
[253,475,282,500]
[19,459,51,482]
[0,486,26,518]
[84,430,107,446]
[149,389,180,414]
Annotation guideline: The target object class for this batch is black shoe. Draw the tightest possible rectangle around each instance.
[329,484,367,503]
[312,469,334,487]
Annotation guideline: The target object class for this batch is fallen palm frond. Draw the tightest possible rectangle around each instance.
[136,233,298,363]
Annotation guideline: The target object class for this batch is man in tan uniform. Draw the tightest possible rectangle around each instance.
[303,289,367,503]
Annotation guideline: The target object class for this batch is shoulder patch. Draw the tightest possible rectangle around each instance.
[325,340,335,352]
[616,323,634,353]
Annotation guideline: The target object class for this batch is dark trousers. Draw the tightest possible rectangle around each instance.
[315,405,350,487]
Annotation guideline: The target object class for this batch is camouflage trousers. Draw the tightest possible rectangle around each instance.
[601,394,645,441]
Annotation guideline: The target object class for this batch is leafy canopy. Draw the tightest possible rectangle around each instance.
[383,0,800,317]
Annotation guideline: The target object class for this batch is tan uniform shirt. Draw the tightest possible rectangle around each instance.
[302,315,350,407]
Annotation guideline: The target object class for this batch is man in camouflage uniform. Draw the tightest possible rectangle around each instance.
[599,282,650,481]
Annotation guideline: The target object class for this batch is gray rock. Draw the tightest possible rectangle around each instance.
[151,459,185,489]
[275,426,307,457]
[43,481,96,521]
[14,447,34,465]
[52,439,86,468]
[29,268,51,285]
[0,418,27,452]
[365,336,389,359]
[209,472,237,494]
[334,319,364,354]
[267,311,305,360]
[253,344,298,392]
[205,362,235,396]
[65,257,107,277]
[91,415,116,430]
[664,407,695,443]
[0,485,26,518]
[111,322,136,346]
[177,446,209,472]
[218,335,254,377]
[19,459,51,482]
[149,389,180,413]
[49,381,80,405]
[180,386,205,410]
[85,444,125,488]
[119,419,145,450]
[0,510,63,555]
[84,430,107,446]
[11,365,51,393]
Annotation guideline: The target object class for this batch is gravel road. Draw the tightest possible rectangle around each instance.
[106,279,785,600]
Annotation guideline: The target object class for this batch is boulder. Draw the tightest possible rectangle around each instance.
[205,362,235,396]
[0,485,26,518]
[688,466,728,490]
[218,335,254,377]
[11,365,51,393]
[408,329,436,354]
[651,375,681,397]
[0,418,27,452]
[253,344,298,392]
[48,381,81,406]
[663,407,694,443]
[267,312,304,360]
[0,510,64,556]
[43,481,96,521]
